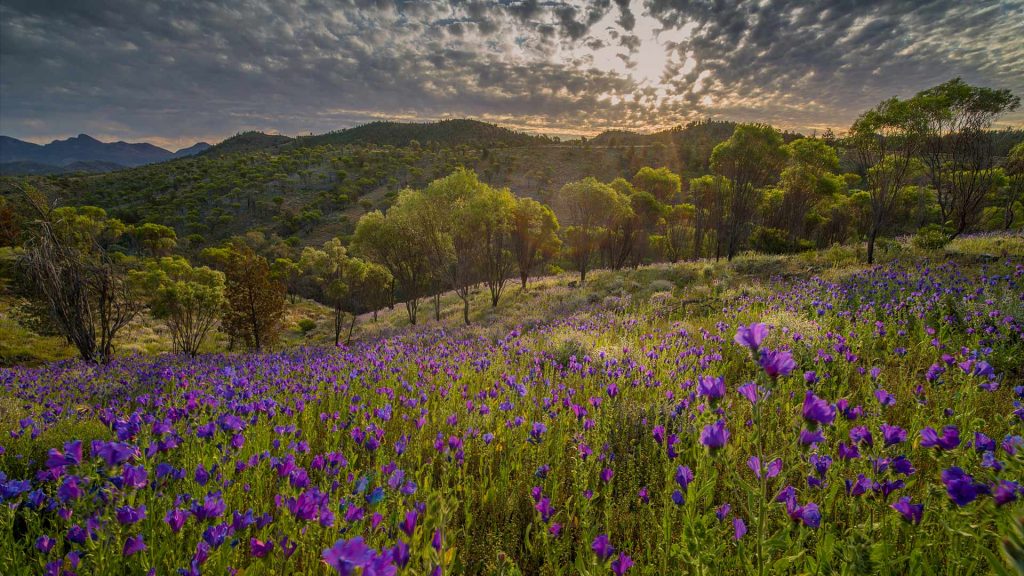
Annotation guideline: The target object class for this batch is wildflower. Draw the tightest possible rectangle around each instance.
[891,497,923,524]
[697,376,726,401]
[592,534,614,560]
[941,467,988,506]
[45,440,82,469]
[700,420,730,450]
[123,534,146,557]
[321,537,376,575]
[920,426,960,450]
[675,465,694,491]
[801,391,835,427]
[734,323,769,353]
[251,538,274,558]
[733,517,747,540]
[738,382,760,404]
[759,349,797,379]
[880,424,907,447]
[116,504,146,526]
[611,553,634,575]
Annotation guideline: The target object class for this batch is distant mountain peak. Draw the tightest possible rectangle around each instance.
[0,133,210,173]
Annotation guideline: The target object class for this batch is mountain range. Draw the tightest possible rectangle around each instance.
[0,134,210,174]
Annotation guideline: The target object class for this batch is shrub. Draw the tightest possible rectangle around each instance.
[913,224,953,250]
[297,318,317,334]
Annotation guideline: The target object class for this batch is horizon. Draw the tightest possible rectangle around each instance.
[2,1,1023,150]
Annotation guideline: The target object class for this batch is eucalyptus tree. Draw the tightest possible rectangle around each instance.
[847,97,928,264]
[915,78,1020,237]
[710,124,789,261]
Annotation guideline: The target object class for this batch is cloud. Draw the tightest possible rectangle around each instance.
[0,0,1020,148]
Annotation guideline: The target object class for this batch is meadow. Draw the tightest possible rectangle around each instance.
[1,235,1023,575]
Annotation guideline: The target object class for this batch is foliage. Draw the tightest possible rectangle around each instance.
[220,242,286,351]
[131,256,225,356]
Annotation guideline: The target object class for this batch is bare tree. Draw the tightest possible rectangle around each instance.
[19,192,140,363]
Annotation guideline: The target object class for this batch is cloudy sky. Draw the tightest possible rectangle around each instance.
[1,0,1022,149]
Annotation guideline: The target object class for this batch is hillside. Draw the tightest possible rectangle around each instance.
[294,118,552,149]
[3,126,696,249]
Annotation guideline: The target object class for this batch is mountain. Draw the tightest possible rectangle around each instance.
[0,134,209,172]
[204,131,293,156]
[173,142,211,158]
[296,119,552,149]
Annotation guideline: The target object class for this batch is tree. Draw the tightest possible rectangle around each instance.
[1002,142,1024,229]
[774,138,842,242]
[340,258,392,343]
[710,124,788,260]
[271,257,303,304]
[221,242,286,351]
[632,166,682,203]
[652,203,694,263]
[132,256,225,356]
[352,207,431,325]
[300,238,351,346]
[131,223,177,257]
[689,175,730,260]
[18,197,141,363]
[470,186,517,308]
[847,97,928,263]
[553,177,631,284]
[510,197,561,288]
[916,78,1020,237]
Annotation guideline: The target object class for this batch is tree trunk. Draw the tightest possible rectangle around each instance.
[345,314,357,345]
[520,271,528,289]
[463,297,470,325]
[867,227,877,265]
[433,293,441,321]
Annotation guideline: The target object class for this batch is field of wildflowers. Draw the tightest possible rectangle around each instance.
[1,245,1023,574]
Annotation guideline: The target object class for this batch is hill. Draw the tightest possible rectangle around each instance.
[295,119,552,149]
[0,134,210,173]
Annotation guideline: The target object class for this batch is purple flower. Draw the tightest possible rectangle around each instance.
[697,376,726,401]
[700,420,730,450]
[920,426,960,450]
[975,432,996,453]
[801,391,835,426]
[738,382,760,404]
[941,467,988,506]
[251,538,274,558]
[874,388,895,407]
[849,426,873,447]
[675,465,694,491]
[995,481,1020,506]
[400,510,418,537]
[880,424,907,447]
[600,467,614,483]
[527,422,547,444]
[123,534,146,557]
[747,456,782,479]
[165,508,189,533]
[321,537,376,576]
[733,517,747,540]
[891,497,923,524]
[535,497,555,522]
[592,534,614,560]
[611,553,634,575]
[35,535,55,554]
[121,465,148,489]
[45,440,82,469]
[735,323,769,352]
[798,428,825,446]
[759,349,797,378]
[116,504,146,526]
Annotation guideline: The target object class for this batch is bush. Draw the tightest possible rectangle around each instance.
[750,226,795,254]
[297,319,317,334]
[913,224,952,250]
[648,279,675,293]
[551,338,590,368]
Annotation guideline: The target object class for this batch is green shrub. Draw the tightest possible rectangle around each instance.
[297,318,317,334]
[1,415,113,477]
[913,224,952,250]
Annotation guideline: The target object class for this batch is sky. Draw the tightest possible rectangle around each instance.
[1,0,1022,150]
